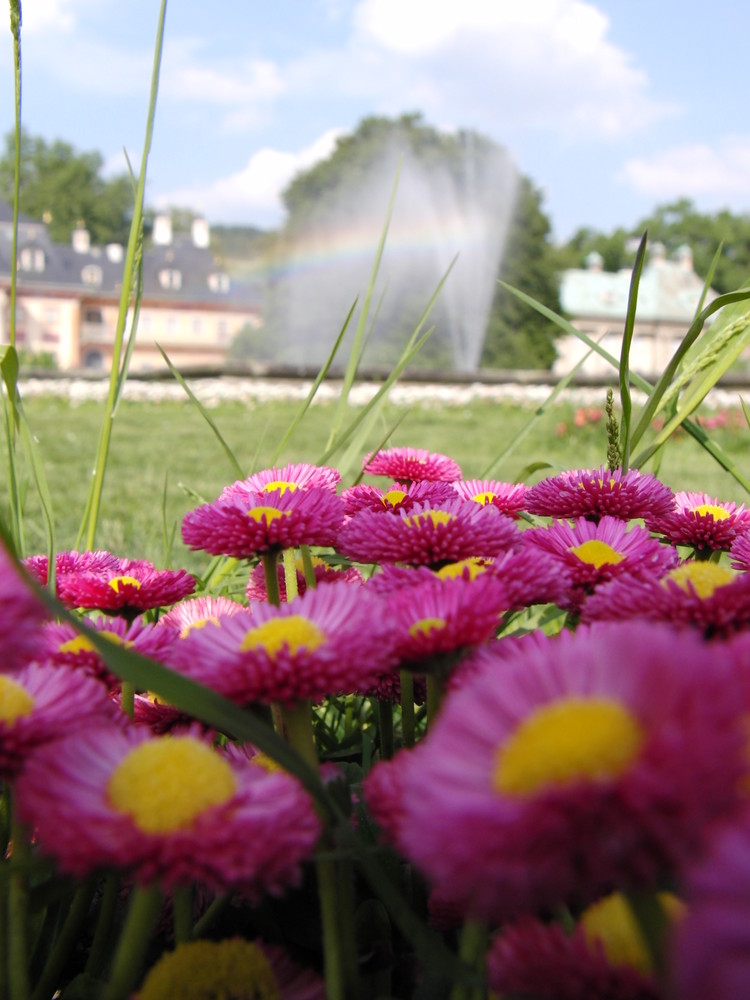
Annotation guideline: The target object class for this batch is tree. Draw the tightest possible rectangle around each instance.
[266,114,560,371]
[0,130,133,244]
[555,199,750,295]
[480,177,562,369]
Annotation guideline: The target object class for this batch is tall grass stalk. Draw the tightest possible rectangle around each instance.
[79,0,167,551]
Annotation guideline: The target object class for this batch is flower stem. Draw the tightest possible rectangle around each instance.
[426,674,444,726]
[172,883,193,944]
[377,699,394,759]
[84,873,120,978]
[30,876,97,1000]
[625,890,668,980]
[300,545,317,588]
[261,551,281,606]
[449,919,488,1000]
[400,671,415,747]
[103,883,162,1000]
[282,547,299,601]
[7,807,30,1000]
[120,681,135,720]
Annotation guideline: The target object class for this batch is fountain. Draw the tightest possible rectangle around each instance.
[263,127,519,372]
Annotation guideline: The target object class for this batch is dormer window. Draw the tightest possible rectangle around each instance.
[207,272,230,293]
[158,268,182,290]
[81,264,102,287]
[19,247,45,272]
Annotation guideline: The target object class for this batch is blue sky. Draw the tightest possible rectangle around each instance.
[2,0,749,242]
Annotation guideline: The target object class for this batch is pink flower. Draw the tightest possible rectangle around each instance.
[646,491,750,552]
[16,724,321,896]
[523,515,677,610]
[364,622,745,922]
[0,540,49,671]
[0,663,118,778]
[730,530,750,571]
[336,499,519,568]
[57,559,195,619]
[582,559,750,637]
[451,478,527,517]
[40,615,175,688]
[182,487,344,559]
[341,480,456,516]
[220,462,341,499]
[362,446,462,483]
[159,595,246,635]
[670,804,750,1000]
[23,549,120,591]
[524,466,674,522]
[166,583,396,706]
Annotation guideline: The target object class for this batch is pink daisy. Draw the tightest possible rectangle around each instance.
[670,803,750,1000]
[362,446,462,483]
[522,515,677,610]
[0,663,119,778]
[383,573,509,673]
[341,480,456,516]
[730,530,750,571]
[245,556,363,602]
[451,478,527,517]
[138,937,324,1000]
[40,615,176,688]
[336,499,519,568]
[0,540,49,670]
[582,559,750,637]
[16,724,322,896]
[159,595,246,636]
[166,582,396,706]
[487,914,661,1000]
[182,487,344,559]
[23,548,120,590]
[646,490,750,552]
[220,462,341,500]
[364,622,745,922]
[524,466,674,522]
[57,559,195,620]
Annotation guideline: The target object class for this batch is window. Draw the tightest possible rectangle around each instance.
[208,272,230,293]
[19,247,45,272]
[81,264,102,286]
[158,268,182,290]
[84,308,103,325]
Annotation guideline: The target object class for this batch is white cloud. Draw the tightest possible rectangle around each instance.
[619,137,750,201]
[345,0,674,138]
[155,128,345,225]
[20,0,76,34]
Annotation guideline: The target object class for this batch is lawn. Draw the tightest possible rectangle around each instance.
[5,390,750,572]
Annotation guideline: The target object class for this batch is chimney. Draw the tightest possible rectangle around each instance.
[585,251,603,272]
[106,243,124,263]
[191,217,210,248]
[676,244,693,272]
[152,214,173,246]
[72,223,90,254]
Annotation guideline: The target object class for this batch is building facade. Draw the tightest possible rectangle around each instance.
[0,203,262,371]
[555,243,718,378]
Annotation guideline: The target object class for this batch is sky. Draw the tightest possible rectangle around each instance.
[2,0,749,243]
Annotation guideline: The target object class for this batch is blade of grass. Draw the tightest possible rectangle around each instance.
[156,344,244,480]
[1,347,24,552]
[618,231,648,470]
[268,298,358,466]
[498,280,750,492]
[80,0,167,550]
[326,164,401,453]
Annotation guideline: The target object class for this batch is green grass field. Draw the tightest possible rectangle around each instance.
[4,391,750,572]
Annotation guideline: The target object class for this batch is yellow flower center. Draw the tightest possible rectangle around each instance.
[493,697,643,797]
[665,562,737,599]
[247,506,291,524]
[471,491,496,505]
[408,617,447,639]
[249,751,286,774]
[403,510,457,529]
[179,616,219,639]
[435,558,492,581]
[262,480,298,496]
[108,575,141,594]
[137,938,280,1000]
[691,503,730,520]
[580,891,684,974]
[381,489,408,507]
[569,539,626,569]
[240,615,326,657]
[107,737,237,834]
[0,676,35,724]
[59,630,126,654]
